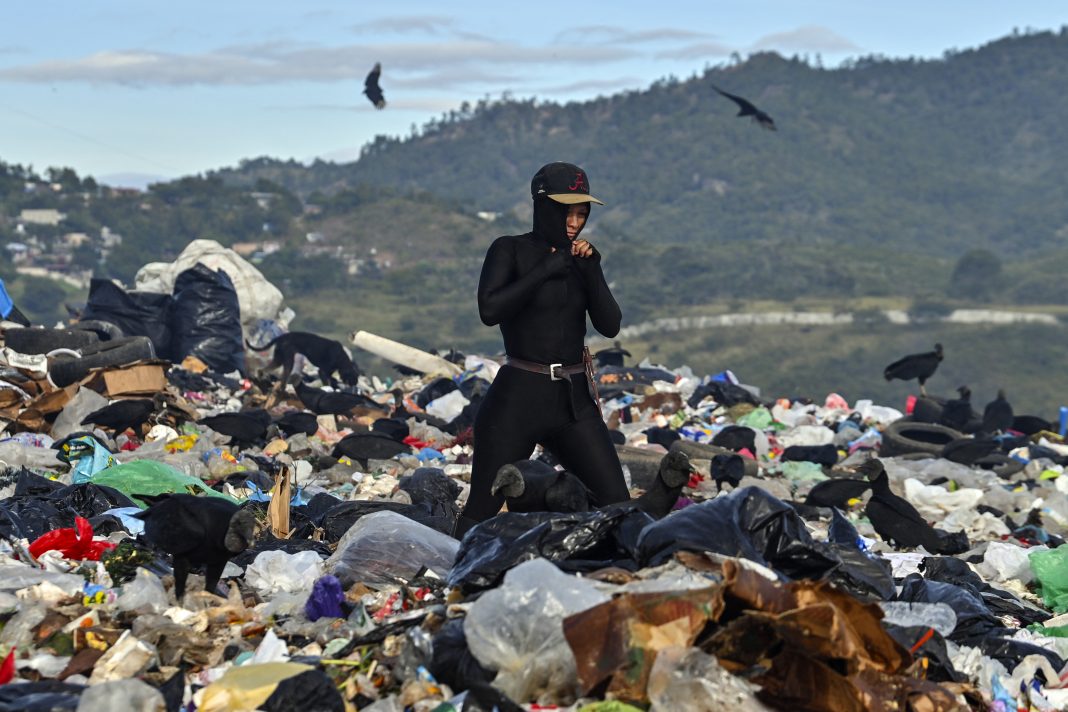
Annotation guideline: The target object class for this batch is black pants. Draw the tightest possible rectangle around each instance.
[457,365,629,535]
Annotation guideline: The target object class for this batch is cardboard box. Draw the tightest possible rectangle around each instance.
[92,361,168,397]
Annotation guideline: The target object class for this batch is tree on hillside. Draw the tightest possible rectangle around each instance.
[949,249,1002,301]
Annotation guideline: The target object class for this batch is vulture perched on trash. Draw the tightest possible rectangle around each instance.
[81,397,159,434]
[858,459,943,552]
[491,459,590,514]
[883,343,943,396]
[136,495,258,599]
[364,62,386,109]
[712,85,777,130]
[982,390,1014,434]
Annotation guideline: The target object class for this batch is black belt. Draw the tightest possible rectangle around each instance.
[506,357,586,380]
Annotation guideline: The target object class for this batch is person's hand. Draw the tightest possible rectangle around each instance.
[571,240,595,258]
[543,247,572,275]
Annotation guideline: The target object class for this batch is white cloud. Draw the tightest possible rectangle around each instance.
[350,15,455,35]
[556,25,711,45]
[535,77,643,94]
[655,41,736,60]
[750,26,862,53]
[0,41,637,86]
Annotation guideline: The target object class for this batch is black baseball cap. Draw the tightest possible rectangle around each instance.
[530,162,604,205]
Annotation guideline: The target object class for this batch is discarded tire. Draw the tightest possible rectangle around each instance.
[48,336,156,387]
[4,327,99,355]
[880,420,963,458]
[71,319,125,342]
[976,453,1026,479]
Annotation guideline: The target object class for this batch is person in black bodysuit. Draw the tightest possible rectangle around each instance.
[454,162,629,537]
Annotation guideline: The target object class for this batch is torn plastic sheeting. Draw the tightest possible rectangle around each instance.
[464,558,610,704]
[0,565,85,595]
[563,586,724,701]
[920,555,1051,627]
[448,506,654,592]
[315,499,450,542]
[0,682,86,711]
[0,477,137,541]
[325,510,458,588]
[646,646,771,712]
[75,677,166,712]
[978,541,1047,585]
[635,486,841,580]
[902,478,984,518]
[259,669,346,712]
[87,460,236,508]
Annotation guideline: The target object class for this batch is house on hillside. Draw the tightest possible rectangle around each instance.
[62,232,91,249]
[19,209,65,226]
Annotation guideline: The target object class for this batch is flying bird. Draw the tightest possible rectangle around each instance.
[982,390,1014,435]
[883,343,943,396]
[136,495,258,599]
[712,85,776,130]
[364,62,386,109]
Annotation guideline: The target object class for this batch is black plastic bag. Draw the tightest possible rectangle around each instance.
[921,556,1050,626]
[0,481,138,541]
[782,443,839,466]
[448,506,653,592]
[81,278,173,356]
[0,681,85,711]
[896,574,1005,644]
[415,377,458,408]
[316,500,448,541]
[636,486,841,580]
[883,624,966,683]
[331,432,411,468]
[262,670,346,712]
[170,264,245,374]
[980,637,1065,674]
[428,618,496,693]
[399,468,461,520]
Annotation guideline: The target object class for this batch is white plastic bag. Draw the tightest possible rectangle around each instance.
[463,558,609,703]
[116,568,169,614]
[245,550,325,597]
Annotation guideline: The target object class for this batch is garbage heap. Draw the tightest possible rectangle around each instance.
[2,322,1068,710]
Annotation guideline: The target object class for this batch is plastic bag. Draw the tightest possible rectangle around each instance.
[115,568,169,615]
[647,646,770,712]
[304,575,345,621]
[50,387,110,442]
[425,390,470,422]
[1030,545,1068,613]
[28,516,115,561]
[170,263,245,374]
[449,506,653,592]
[58,435,119,484]
[0,682,86,711]
[325,510,458,587]
[463,559,609,704]
[81,277,174,356]
[199,662,314,712]
[979,541,1046,585]
[635,486,840,579]
[245,550,325,597]
[76,678,165,712]
[88,460,235,507]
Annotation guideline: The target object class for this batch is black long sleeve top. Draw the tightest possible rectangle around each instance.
[477,198,621,365]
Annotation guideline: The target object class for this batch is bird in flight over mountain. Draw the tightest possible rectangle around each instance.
[364,62,386,109]
[712,85,776,130]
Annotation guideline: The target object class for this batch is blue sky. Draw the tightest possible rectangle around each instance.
[1,1,1064,185]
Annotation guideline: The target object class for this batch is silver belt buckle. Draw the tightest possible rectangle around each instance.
[549,363,564,381]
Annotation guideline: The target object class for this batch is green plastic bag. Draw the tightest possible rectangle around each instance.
[1029,545,1068,613]
[736,407,773,430]
[90,460,236,508]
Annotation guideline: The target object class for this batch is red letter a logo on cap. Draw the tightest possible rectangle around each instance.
[568,172,586,191]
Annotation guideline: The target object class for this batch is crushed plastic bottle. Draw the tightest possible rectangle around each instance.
[878,601,958,637]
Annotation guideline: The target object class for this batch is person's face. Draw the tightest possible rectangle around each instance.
[565,204,590,241]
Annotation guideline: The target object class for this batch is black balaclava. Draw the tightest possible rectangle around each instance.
[531,196,582,251]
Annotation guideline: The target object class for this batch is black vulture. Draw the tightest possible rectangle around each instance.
[982,390,1014,434]
[363,62,386,109]
[490,460,590,514]
[884,343,943,395]
[939,386,973,431]
[81,397,158,434]
[136,495,258,599]
[859,459,942,551]
[804,477,871,509]
[712,85,776,130]
[273,410,319,437]
[632,451,692,519]
[198,409,272,447]
[594,340,631,368]
[296,381,385,416]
